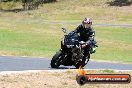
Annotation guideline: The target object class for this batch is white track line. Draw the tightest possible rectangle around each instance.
[0,69,132,75]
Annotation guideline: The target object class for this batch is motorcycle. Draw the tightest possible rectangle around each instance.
[50,28,92,69]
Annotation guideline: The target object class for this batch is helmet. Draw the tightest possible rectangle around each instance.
[82,18,92,24]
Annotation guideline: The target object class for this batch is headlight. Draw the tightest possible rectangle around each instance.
[66,45,74,48]
[72,39,75,42]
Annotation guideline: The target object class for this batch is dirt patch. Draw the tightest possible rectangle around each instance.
[0,70,131,88]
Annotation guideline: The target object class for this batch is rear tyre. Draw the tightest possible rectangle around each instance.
[75,53,90,69]
[82,53,90,67]
[75,62,82,69]
[50,50,62,68]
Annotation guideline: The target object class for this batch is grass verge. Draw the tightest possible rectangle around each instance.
[0,24,132,63]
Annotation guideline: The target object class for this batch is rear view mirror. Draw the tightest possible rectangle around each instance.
[62,28,67,33]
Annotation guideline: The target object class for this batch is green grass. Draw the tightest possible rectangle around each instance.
[0,0,132,63]
[0,23,132,63]
[91,27,132,63]
[0,24,62,58]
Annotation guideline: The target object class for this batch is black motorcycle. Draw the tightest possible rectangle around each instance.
[50,28,92,69]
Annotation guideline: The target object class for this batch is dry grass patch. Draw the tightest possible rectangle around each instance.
[0,70,132,88]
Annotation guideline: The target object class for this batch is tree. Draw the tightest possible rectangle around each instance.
[107,0,132,6]
[22,0,57,10]
[0,0,57,11]
[22,0,33,10]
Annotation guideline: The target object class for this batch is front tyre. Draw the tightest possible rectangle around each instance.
[50,50,62,68]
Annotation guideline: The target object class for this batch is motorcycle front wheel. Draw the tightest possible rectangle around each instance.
[50,50,62,68]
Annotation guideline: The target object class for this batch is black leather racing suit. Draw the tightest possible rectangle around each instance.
[73,24,97,58]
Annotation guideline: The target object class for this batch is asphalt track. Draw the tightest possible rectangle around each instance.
[37,20,132,27]
[0,56,132,71]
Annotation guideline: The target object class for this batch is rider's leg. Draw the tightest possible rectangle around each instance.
[82,46,90,66]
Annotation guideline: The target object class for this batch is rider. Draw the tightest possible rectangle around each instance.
[72,18,97,62]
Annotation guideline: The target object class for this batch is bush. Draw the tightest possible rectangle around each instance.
[0,1,16,9]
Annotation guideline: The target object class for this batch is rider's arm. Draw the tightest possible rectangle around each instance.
[86,28,96,46]
[89,27,95,40]
[88,28,98,47]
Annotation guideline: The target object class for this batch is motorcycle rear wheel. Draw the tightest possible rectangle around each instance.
[75,53,90,69]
